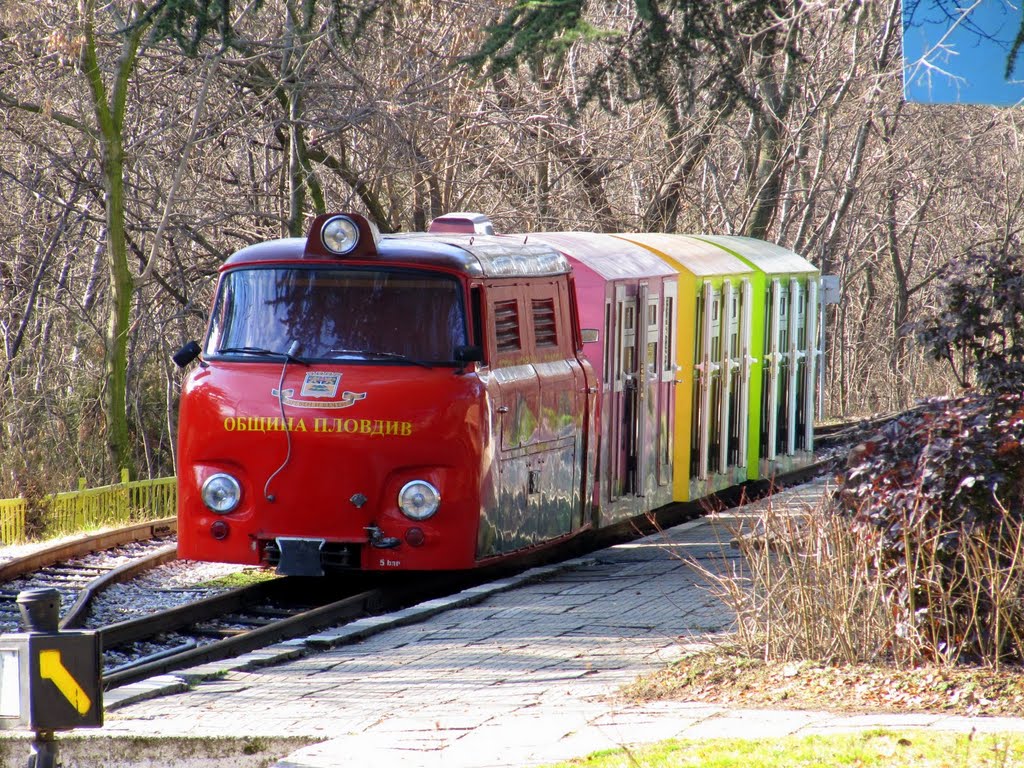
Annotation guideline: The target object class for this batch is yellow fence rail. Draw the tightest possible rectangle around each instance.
[0,471,177,545]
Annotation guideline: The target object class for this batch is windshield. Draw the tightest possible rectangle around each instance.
[205,267,468,363]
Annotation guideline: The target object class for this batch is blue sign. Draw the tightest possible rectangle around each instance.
[903,0,1024,105]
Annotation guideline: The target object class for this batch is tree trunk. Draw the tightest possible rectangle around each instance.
[79,2,147,478]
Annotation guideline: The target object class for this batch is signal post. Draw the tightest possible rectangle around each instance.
[0,588,102,767]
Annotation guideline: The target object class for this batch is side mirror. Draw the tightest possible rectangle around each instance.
[173,340,202,368]
[454,345,484,364]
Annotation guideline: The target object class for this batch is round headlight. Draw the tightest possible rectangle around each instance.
[321,215,360,254]
[201,473,241,514]
[398,480,440,520]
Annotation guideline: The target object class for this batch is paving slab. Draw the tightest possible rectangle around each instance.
[11,480,1024,768]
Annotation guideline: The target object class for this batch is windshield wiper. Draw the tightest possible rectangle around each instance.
[216,346,308,365]
[328,348,433,368]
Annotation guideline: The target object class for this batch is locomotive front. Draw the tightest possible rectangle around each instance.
[176,214,489,576]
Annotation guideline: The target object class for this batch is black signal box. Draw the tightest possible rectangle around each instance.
[0,631,103,731]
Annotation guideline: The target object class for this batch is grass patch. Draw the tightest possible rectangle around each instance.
[543,730,1024,767]
[194,568,278,588]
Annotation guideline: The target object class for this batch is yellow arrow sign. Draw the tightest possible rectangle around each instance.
[39,649,92,715]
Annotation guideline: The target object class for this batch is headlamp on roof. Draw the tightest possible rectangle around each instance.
[321,215,360,255]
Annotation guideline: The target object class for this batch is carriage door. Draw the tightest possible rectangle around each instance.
[659,281,678,487]
[692,281,721,481]
[803,279,819,453]
[790,278,808,455]
[719,281,747,475]
[761,279,783,469]
[637,286,661,495]
[738,279,755,471]
[611,285,639,498]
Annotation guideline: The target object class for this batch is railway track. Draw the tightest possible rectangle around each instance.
[99,573,474,689]
[0,519,178,633]
[0,517,176,581]
[814,408,917,449]
[0,521,492,692]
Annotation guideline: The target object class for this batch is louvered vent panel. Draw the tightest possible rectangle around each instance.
[495,300,521,352]
[532,299,557,347]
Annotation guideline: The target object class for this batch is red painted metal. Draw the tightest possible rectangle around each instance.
[177,362,489,570]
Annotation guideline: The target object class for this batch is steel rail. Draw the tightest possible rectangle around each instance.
[100,573,465,689]
[59,543,178,630]
[100,579,289,649]
[0,517,176,583]
[813,407,925,445]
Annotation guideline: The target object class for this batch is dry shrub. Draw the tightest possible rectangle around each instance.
[838,395,1024,667]
[695,490,897,665]
[869,494,1024,668]
[694,398,1024,669]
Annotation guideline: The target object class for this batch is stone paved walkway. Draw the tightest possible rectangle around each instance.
[86,481,1024,767]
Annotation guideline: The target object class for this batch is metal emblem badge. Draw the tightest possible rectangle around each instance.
[272,371,367,409]
[300,371,341,398]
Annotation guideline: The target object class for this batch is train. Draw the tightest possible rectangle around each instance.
[172,212,824,576]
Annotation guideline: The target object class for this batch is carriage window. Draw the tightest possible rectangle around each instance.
[494,300,521,353]
[623,345,635,374]
[205,266,467,363]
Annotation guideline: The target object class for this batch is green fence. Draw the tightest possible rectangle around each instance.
[0,471,177,545]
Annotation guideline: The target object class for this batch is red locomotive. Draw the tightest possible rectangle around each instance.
[174,211,823,575]
[174,213,597,576]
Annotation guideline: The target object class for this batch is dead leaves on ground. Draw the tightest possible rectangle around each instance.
[627,652,1024,717]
